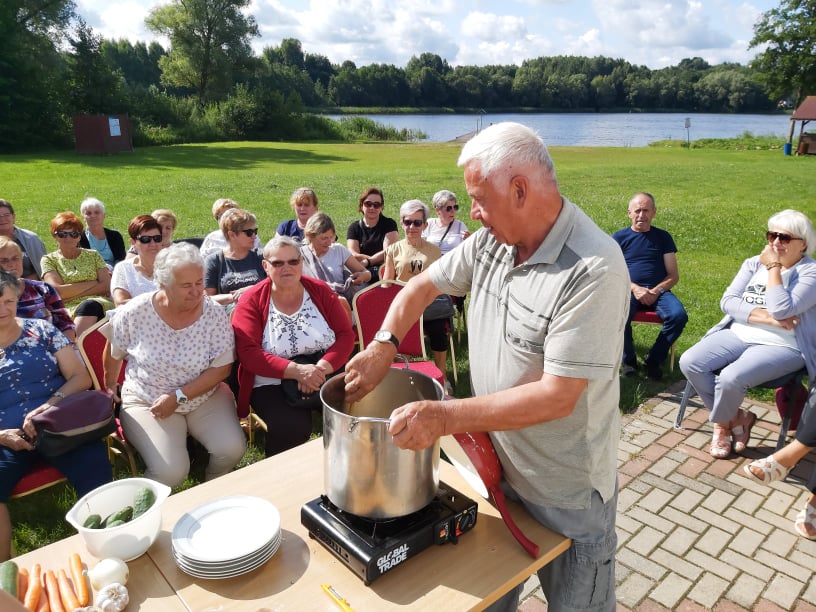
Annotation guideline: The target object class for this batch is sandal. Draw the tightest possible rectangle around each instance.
[794,502,816,540]
[710,427,732,459]
[744,456,792,484]
[732,410,757,453]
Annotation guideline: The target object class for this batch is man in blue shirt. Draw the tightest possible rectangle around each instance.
[613,192,688,379]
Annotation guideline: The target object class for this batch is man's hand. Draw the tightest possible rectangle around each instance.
[344,343,394,402]
[631,284,658,306]
[388,400,448,451]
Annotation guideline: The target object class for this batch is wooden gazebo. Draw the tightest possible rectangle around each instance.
[787,96,816,155]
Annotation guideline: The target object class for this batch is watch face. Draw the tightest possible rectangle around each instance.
[375,331,389,342]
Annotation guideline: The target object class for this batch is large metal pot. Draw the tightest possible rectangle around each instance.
[321,367,443,519]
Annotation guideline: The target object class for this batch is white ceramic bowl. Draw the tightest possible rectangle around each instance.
[66,477,171,561]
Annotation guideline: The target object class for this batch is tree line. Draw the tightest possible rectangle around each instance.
[2,0,812,153]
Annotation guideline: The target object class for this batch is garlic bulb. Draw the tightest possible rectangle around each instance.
[95,582,129,612]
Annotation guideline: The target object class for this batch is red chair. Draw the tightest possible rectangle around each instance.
[10,462,66,499]
[352,280,446,389]
[631,310,676,372]
[76,319,138,476]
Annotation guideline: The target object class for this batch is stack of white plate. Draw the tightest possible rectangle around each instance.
[171,495,281,579]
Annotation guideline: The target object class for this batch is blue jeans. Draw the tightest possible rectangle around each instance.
[485,484,618,612]
[623,291,687,366]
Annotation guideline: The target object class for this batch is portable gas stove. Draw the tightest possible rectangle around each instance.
[301,481,478,584]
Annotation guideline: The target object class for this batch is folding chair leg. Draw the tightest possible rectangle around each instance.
[448,334,458,386]
[776,415,792,451]
[675,380,695,429]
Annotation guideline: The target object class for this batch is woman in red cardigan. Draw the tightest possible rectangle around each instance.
[231,236,355,456]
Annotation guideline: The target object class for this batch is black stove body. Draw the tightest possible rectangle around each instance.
[301,481,478,584]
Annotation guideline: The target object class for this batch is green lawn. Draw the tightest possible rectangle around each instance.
[3,140,814,555]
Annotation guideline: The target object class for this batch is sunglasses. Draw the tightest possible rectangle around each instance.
[265,258,302,268]
[402,218,424,228]
[240,228,259,237]
[444,204,459,212]
[766,231,800,244]
[135,234,163,244]
[363,200,384,209]
[54,230,81,238]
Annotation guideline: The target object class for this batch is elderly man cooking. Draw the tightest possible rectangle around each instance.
[345,122,629,611]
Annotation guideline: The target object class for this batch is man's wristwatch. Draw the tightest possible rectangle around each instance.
[373,330,400,350]
[657,286,665,295]
[175,388,189,405]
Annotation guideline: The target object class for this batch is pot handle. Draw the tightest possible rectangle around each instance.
[347,416,390,432]
[490,485,540,558]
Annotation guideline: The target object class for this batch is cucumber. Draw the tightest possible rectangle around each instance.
[105,519,127,528]
[103,505,133,527]
[0,560,19,597]
[83,513,103,529]
[133,486,156,518]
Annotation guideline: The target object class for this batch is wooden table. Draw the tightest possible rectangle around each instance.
[15,439,570,611]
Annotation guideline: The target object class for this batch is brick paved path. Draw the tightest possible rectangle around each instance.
[519,381,816,612]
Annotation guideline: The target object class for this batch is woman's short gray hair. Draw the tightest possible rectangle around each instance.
[458,122,556,182]
[0,269,22,297]
[80,197,106,215]
[432,190,457,210]
[263,235,301,259]
[154,242,203,287]
[399,199,429,221]
[303,211,335,240]
[768,209,816,257]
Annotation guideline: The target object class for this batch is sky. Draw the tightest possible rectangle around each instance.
[74,0,779,70]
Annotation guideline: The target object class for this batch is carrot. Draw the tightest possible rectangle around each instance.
[35,587,49,612]
[68,554,89,606]
[43,570,63,612]
[56,569,79,612]
[18,567,28,603]
[23,564,42,612]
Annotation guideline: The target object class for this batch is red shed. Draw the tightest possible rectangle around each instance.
[73,114,133,154]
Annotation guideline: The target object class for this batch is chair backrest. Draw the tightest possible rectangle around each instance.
[352,280,427,358]
[77,318,124,391]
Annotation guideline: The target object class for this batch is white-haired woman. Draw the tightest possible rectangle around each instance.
[78,197,126,268]
[680,209,816,460]
[423,190,470,255]
[107,242,246,487]
[382,199,453,394]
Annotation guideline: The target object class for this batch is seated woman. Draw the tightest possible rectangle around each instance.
[423,189,471,314]
[346,187,399,283]
[0,237,76,340]
[78,197,126,268]
[153,209,178,248]
[200,198,262,258]
[107,243,246,487]
[111,215,165,307]
[0,270,111,561]
[204,208,265,314]
[41,212,113,337]
[232,236,355,457]
[300,212,370,319]
[276,187,319,241]
[680,209,816,459]
[743,385,816,539]
[382,199,453,394]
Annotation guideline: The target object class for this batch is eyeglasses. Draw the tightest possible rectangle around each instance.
[444,204,459,212]
[402,218,424,228]
[135,234,163,244]
[363,200,383,209]
[54,230,81,238]
[265,258,302,268]
[240,228,259,237]
[0,256,22,266]
[766,231,800,244]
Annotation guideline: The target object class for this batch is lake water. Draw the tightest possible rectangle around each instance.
[328,112,792,147]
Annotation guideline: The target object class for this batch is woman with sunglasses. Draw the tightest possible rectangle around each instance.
[423,190,471,255]
[41,212,113,336]
[382,199,454,394]
[204,208,265,314]
[346,187,399,283]
[111,215,165,307]
[232,236,355,457]
[680,209,816,460]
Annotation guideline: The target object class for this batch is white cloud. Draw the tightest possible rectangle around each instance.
[460,12,528,43]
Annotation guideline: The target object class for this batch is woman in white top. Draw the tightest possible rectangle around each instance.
[300,212,370,320]
[422,190,470,256]
[111,215,164,307]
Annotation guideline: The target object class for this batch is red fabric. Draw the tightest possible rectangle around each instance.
[776,382,809,431]
[231,276,355,417]
[632,310,663,324]
[10,462,65,497]
[353,282,425,355]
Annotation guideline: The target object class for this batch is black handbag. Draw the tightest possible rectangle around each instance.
[423,294,455,321]
[280,352,326,410]
[30,390,116,457]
